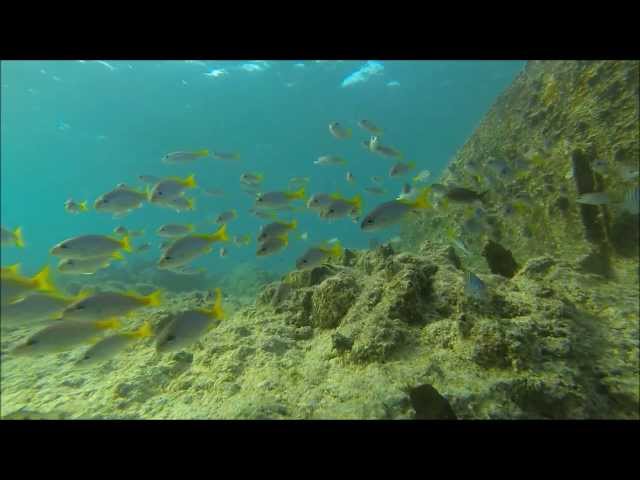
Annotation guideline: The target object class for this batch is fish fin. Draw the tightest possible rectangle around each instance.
[345,128,353,138]
[329,191,343,200]
[329,241,343,258]
[187,223,195,231]
[231,153,241,160]
[79,201,88,211]
[196,149,209,157]
[187,197,196,211]
[206,287,224,320]
[287,187,306,200]
[75,287,94,301]
[32,265,55,292]
[278,233,289,246]
[145,185,152,201]
[130,321,153,339]
[95,317,121,330]
[143,289,163,307]
[350,194,362,213]
[87,336,102,345]
[289,219,298,230]
[211,223,229,243]
[13,227,25,248]
[183,174,197,189]
[255,172,264,181]
[407,161,416,170]
[111,250,124,261]
[404,187,431,210]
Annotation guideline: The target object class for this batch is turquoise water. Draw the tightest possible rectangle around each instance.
[1,60,525,278]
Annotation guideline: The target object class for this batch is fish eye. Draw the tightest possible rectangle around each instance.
[60,244,68,249]
[329,209,335,214]
[301,259,307,264]
[367,218,374,224]
[164,256,172,261]
[158,191,163,196]
[75,305,85,310]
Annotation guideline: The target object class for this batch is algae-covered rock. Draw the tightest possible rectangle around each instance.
[311,273,360,329]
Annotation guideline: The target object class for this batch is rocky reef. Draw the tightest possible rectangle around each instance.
[2,238,637,419]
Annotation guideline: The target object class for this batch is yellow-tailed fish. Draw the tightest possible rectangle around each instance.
[157,224,195,238]
[157,224,229,270]
[155,288,224,352]
[94,185,147,217]
[57,255,122,275]
[255,187,306,209]
[257,220,297,242]
[162,149,209,165]
[75,321,152,366]
[50,234,132,259]
[360,187,431,231]
[64,199,89,215]
[1,226,24,248]
[62,289,163,323]
[1,265,56,305]
[256,234,288,257]
[357,119,383,135]
[148,174,197,203]
[328,122,352,139]
[295,240,343,270]
[1,291,77,325]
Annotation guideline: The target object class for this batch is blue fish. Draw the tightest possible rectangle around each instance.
[465,271,488,301]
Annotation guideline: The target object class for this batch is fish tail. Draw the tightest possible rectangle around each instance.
[32,265,55,292]
[196,149,209,157]
[411,187,431,210]
[187,197,196,211]
[79,201,88,211]
[96,317,121,330]
[119,235,133,253]
[211,224,229,243]
[287,187,306,200]
[230,152,241,160]
[183,174,197,189]
[111,250,124,261]
[407,161,416,169]
[255,172,264,181]
[289,219,298,230]
[131,321,153,339]
[329,241,343,258]
[211,287,225,319]
[187,223,195,231]
[2,263,21,276]
[350,194,363,213]
[279,233,289,246]
[144,289,163,307]
[13,227,25,248]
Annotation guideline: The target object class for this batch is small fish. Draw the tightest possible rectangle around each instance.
[328,122,352,139]
[576,192,609,205]
[256,234,289,256]
[219,247,228,258]
[258,220,297,242]
[1,291,75,325]
[136,243,152,252]
[155,288,224,353]
[320,194,362,220]
[249,208,278,220]
[397,183,419,202]
[288,177,311,187]
[591,159,609,176]
[63,289,163,323]
[162,150,209,165]
[216,210,238,224]
[240,172,264,186]
[233,234,252,246]
[57,255,120,275]
[212,151,241,161]
[444,187,488,204]
[157,224,229,270]
[1,265,56,305]
[168,266,206,276]
[464,271,488,301]
[346,171,355,183]
[296,241,343,270]
[255,187,306,208]
[315,155,347,166]
[365,186,386,195]
[389,161,416,177]
[75,321,152,366]
[622,187,639,214]
[113,226,144,237]
[94,186,147,216]
[64,199,89,215]
[619,164,639,181]
[360,187,430,231]
[369,137,403,159]
[357,119,383,136]
[451,239,471,257]
[157,224,195,237]
[413,169,432,183]
[1,226,24,248]
[307,193,333,210]
[162,195,196,213]
[202,188,225,197]
[139,174,162,184]
[50,234,132,259]
[11,318,121,356]
[148,174,197,203]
